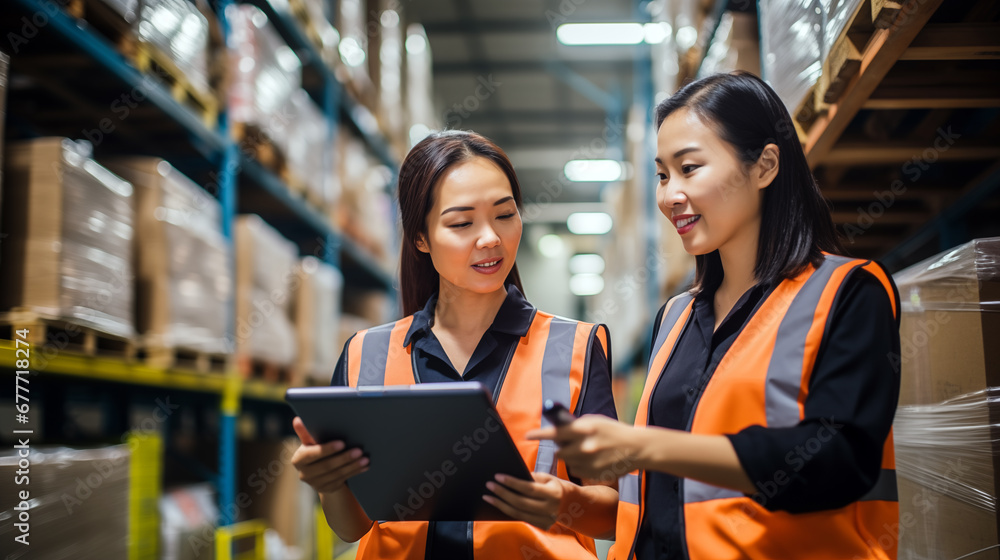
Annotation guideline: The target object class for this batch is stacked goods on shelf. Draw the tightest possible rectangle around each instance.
[133,0,218,126]
[0,444,137,557]
[371,0,407,155]
[274,0,342,69]
[293,256,343,386]
[226,4,303,175]
[106,157,233,373]
[760,0,894,132]
[281,89,332,207]
[892,238,1000,559]
[337,0,376,110]
[697,11,760,78]
[334,127,397,270]
[235,214,298,382]
[0,138,136,353]
[405,24,436,142]
[343,287,393,326]
[238,439,317,557]
[160,483,218,560]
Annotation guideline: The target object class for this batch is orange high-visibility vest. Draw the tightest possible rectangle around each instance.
[610,255,899,560]
[345,309,610,560]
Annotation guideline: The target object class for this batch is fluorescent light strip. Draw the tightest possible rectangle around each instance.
[564,159,622,182]
[567,213,613,235]
[557,23,644,46]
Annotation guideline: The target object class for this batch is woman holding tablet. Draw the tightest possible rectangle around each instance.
[291,130,619,559]
[530,72,901,559]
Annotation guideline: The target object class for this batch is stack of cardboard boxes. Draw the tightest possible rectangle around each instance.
[893,237,1000,558]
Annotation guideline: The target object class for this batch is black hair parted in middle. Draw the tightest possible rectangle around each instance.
[655,71,844,293]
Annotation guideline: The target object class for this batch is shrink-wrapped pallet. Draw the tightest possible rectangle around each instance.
[106,157,232,356]
[0,138,135,339]
[892,238,1000,560]
[235,214,298,367]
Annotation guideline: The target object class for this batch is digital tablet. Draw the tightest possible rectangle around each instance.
[285,382,534,522]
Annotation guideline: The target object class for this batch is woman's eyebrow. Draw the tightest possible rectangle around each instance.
[442,196,514,215]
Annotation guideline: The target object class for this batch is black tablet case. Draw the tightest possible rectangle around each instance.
[286,383,534,522]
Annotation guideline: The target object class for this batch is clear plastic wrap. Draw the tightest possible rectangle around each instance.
[282,89,330,204]
[1,138,135,338]
[226,4,303,146]
[160,483,219,560]
[137,0,211,95]
[0,445,130,559]
[236,214,298,366]
[697,12,760,79]
[822,0,865,57]
[759,0,824,113]
[294,256,342,383]
[895,238,1000,314]
[107,158,232,354]
[892,237,1000,560]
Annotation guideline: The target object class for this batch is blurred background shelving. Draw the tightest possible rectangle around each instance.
[0,0,997,558]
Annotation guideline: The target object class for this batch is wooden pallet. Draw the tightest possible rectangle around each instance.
[139,345,232,374]
[130,41,219,128]
[0,309,135,360]
[816,0,905,108]
[794,0,906,140]
[237,354,294,385]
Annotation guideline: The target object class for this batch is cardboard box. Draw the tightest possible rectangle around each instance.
[0,445,131,558]
[238,439,315,553]
[106,157,232,355]
[893,237,1000,559]
[0,138,135,339]
[293,256,343,385]
[235,215,298,367]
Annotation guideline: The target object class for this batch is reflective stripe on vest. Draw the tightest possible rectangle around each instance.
[347,310,604,560]
[611,255,900,560]
[348,315,587,473]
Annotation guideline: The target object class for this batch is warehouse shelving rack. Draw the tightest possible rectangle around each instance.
[1,0,400,557]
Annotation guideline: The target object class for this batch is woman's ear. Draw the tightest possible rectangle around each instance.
[755,143,780,190]
[415,234,430,254]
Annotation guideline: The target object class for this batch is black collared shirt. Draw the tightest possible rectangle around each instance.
[636,267,900,559]
[331,284,618,559]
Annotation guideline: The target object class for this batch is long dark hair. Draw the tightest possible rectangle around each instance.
[397,130,525,316]
[655,71,843,293]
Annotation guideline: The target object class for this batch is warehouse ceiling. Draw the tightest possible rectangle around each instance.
[407,0,644,206]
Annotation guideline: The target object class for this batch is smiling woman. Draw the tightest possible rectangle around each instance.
[290,130,621,560]
[530,72,903,560]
